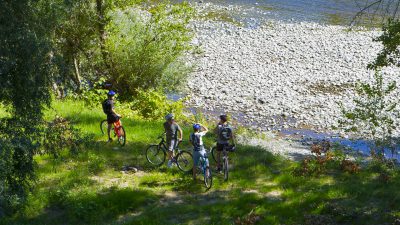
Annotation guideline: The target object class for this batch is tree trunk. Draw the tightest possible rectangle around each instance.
[73,56,82,92]
[95,0,111,74]
[52,82,62,99]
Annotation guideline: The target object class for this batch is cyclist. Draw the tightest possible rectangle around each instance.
[164,113,183,168]
[102,90,121,143]
[190,123,209,180]
[214,114,236,172]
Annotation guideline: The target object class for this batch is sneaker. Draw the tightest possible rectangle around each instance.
[107,138,113,143]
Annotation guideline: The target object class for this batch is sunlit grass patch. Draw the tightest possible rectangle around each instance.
[3,100,400,225]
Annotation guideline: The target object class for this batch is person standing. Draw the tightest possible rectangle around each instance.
[214,114,235,171]
[102,90,121,143]
[164,113,183,168]
[190,123,209,180]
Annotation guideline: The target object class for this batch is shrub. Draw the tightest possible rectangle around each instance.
[42,116,94,158]
[339,71,398,155]
[105,2,194,101]
[130,89,186,121]
[293,141,360,176]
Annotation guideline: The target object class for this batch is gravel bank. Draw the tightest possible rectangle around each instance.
[186,3,400,134]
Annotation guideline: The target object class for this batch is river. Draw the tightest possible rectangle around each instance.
[195,0,382,26]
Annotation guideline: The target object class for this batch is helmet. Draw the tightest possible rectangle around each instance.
[220,114,227,122]
[108,90,116,96]
[193,124,201,130]
[165,113,174,121]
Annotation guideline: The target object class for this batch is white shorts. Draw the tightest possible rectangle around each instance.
[167,139,177,152]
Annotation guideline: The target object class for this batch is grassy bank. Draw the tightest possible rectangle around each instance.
[1,100,400,225]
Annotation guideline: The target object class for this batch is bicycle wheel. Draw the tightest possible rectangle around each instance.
[211,146,218,163]
[176,150,193,173]
[146,145,166,166]
[117,126,126,146]
[204,166,212,189]
[100,120,108,135]
[223,157,229,181]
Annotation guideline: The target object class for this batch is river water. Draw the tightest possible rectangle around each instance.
[199,0,381,26]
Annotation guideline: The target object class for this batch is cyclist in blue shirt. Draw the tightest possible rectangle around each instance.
[190,123,209,180]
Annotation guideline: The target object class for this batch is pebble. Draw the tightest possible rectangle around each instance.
[186,3,400,135]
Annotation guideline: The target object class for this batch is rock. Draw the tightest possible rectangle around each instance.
[186,3,400,135]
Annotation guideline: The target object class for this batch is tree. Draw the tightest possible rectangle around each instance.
[0,0,53,212]
[105,2,193,100]
[339,72,398,154]
[35,0,193,100]
[368,19,400,70]
[352,0,400,25]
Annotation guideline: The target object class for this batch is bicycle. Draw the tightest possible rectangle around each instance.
[210,144,235,181]
[146,134,193,172]
[198,150,212,189]
[100,117,126,146]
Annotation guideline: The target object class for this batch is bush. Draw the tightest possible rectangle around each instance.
[0,121,38,214]
[131,89,186,121]
[42,116,94,158]
[105,2,194,101]
[339,71,398,155]
[293,141,360,177]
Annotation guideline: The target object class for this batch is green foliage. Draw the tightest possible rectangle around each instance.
[77,78,109,107]
[369,19,400,69]
[0,0,54,213]
[34,0,194,100]
[339,72,398,151]
[42,117,94,158]
[0,120,38,214]
[0,0,52,122]
[131,89,186,120]
[293,142,360,177]
[106,2,194,100]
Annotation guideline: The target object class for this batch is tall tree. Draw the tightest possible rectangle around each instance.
[0,0,53,211]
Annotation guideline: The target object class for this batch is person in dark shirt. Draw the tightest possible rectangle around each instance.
[164,113,183,168]
[214,114,236,171]
[102,90,121,143]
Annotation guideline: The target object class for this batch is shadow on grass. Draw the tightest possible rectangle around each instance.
[122,144,400,225]
[6,187,159,225]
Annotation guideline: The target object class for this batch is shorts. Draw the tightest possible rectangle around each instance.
[107,114,119,124]
[216,143,229,152]
[193,147,208,167]
[166,139,178,152]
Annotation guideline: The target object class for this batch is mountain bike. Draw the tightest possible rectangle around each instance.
[100,117,126,146]
[210,144,235,181]
[146,134,193,172]
[198,150,212,189]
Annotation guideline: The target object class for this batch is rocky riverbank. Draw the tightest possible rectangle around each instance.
[186,2,400,135]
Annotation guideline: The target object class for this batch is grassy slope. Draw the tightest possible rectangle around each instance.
[1,100,400,225]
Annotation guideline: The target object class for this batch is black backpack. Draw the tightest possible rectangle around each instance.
[102,99,111,114]
[219,125,232,141]
[191,133,201,151]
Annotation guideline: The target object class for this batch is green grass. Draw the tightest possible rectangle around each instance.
[1,99,400,225]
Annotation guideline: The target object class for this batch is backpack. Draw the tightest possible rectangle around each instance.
[102,99,111,114]
[219,125,232,141]
[191,133,201,151]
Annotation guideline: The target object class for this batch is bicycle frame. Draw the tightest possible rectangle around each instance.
[158,137,182,155]
[200,154,209,172]
[113,119,122,137]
